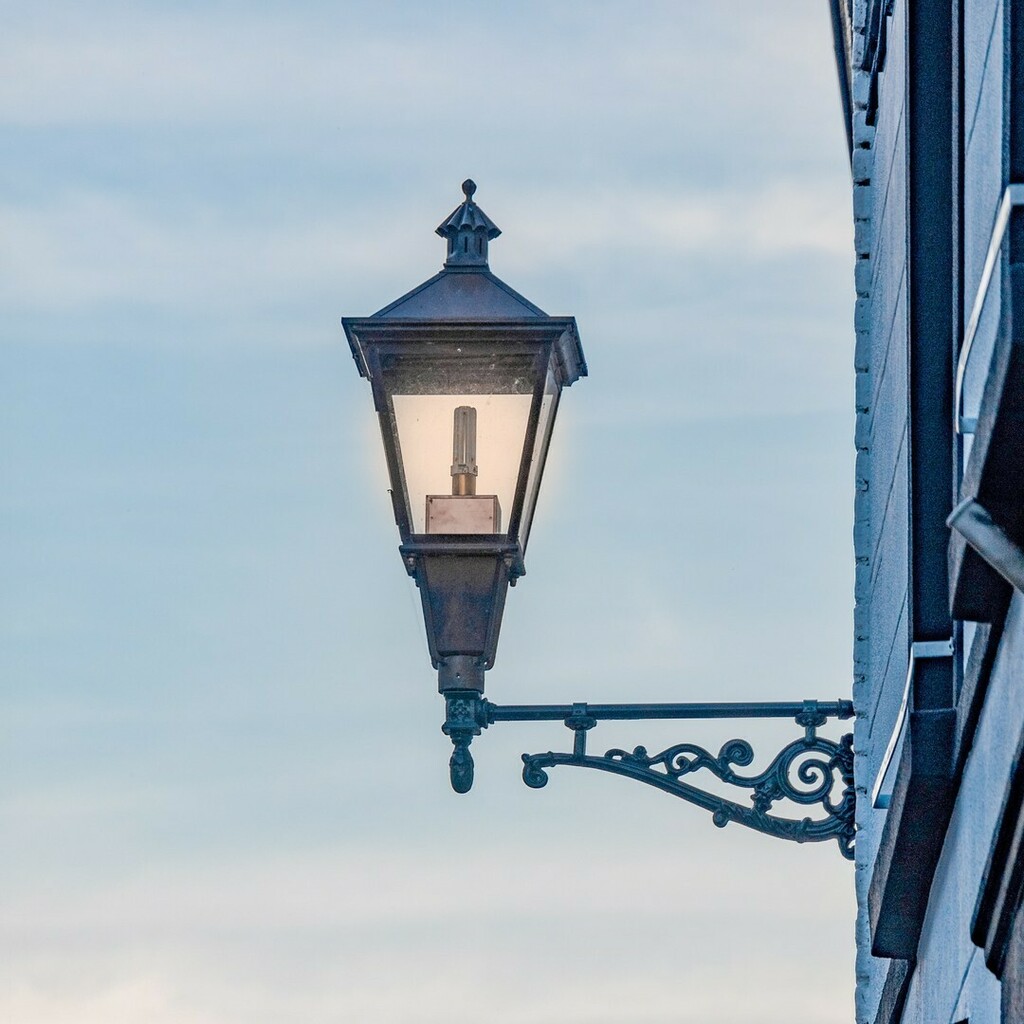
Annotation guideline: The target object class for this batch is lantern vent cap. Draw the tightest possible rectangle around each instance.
[436,179,501,267]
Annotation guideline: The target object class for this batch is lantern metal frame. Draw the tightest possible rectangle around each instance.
[344,313,584,696]
[343,317,584,560]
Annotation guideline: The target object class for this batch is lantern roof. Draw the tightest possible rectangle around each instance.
[369,180,547,320]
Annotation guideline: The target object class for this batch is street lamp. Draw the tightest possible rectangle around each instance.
[344,182,855,858]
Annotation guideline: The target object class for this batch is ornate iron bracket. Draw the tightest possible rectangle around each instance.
[442,696,855,860]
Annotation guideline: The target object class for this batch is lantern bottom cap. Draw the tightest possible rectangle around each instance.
[438,655,486,694]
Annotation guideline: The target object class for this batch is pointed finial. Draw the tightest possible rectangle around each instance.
[436,180,501,268]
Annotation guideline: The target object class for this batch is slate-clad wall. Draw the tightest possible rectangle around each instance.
[852,1,1013,1022]
[852,2,909,1020]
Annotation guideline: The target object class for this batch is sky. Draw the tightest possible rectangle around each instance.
[1,3,857,1023]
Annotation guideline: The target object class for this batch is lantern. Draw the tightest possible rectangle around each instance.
[343,180,586,696]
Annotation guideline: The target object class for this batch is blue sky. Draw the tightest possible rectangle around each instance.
[2,4,856,1022]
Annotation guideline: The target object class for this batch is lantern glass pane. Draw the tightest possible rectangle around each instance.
[392,394,532,534]
[381,348,539,537]
[519,365,560,549]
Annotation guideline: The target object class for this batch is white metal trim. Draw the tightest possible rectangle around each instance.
[871,638,955,809]
[956,184,1024,436]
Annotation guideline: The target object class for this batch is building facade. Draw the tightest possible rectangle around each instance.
[832,1,1024,1022]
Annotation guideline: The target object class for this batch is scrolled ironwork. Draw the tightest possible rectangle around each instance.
[521,727,855,860]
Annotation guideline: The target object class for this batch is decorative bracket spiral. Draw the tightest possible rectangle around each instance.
[442,696,855,859]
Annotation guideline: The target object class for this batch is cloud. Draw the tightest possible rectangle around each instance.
[501,180,852,269]
[0,190,406,314]
[0,179,849,320]
[4,841,853,1023]
[0,3,838,137]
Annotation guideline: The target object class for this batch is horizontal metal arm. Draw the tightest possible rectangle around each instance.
[484,699,853,724]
